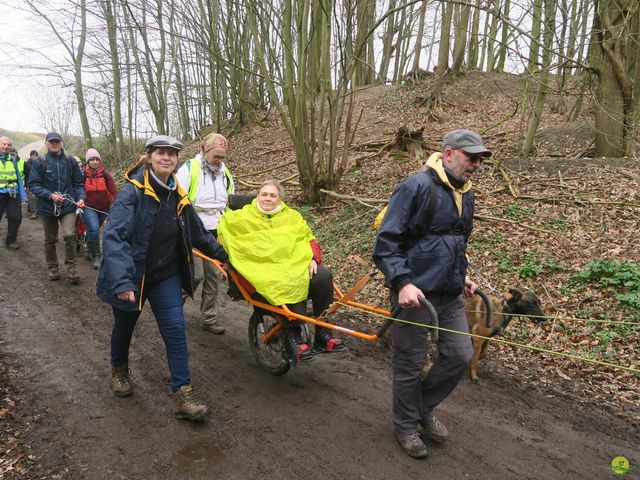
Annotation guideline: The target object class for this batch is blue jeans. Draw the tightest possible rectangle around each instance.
[110,274,191,392]
[81,208,108,243]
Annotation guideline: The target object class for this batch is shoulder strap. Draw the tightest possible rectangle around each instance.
[38,155,47,175]
[417,170,438,237]
[223,166,233,195]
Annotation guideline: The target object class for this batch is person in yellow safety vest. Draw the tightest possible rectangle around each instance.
[176,133,234,335]
[0,137,27,250]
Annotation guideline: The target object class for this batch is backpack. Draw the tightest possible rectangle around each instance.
[374,170,438,233]
[38,153,76,177]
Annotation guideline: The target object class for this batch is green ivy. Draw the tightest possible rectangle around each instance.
[570,259,640,309]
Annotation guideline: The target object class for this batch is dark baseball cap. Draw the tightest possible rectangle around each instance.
[145,135,183,152]
[442,129,492,157]
[45,132,63,142]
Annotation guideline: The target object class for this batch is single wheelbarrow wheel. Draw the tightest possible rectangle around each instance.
[248,310,291,375]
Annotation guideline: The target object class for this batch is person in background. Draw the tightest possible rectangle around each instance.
[0,137,27,249]
[24,149,39,219]
[28,132,86,284]
[81,148,117,269]
[96,135,229,422]
[373,129,490,459]
[176,132,234,334]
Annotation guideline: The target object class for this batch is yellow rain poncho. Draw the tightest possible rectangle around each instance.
[217,200,315,305]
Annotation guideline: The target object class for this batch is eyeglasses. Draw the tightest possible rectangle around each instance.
[47,140,61,144]
[453,148,484,165]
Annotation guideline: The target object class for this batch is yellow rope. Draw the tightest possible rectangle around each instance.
[337,301,640,375]
[463,309,640,326]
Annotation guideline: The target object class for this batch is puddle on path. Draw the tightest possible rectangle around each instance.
[175,441,224,475]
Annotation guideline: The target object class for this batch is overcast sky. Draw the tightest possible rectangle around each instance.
[0,3,46,133]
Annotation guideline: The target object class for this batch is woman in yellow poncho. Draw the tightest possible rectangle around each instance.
[218,179,345,361]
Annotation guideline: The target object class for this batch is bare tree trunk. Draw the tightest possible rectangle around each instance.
[495,0,510,72]
[410,0,428,73]
[592,0,638,156]
[527,0,544,72]
[467,0,482,70]
[102,0,124,158]
[377,0,397,82]
[452,0,471,73]
[521,0,556,157]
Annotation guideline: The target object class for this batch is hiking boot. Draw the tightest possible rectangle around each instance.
[67,273,80,285]
[201,323,225,334]
[313,328,346,353]
[175,385,208,421]
[30,213,38,219]
[396,432,428,459]
[111,364,133,397]
[419,415,449,444]
[48,271,60,281]
[5,243,20,250]
[284,328,313,363]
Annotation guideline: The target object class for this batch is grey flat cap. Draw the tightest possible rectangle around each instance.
[442,129,492,157]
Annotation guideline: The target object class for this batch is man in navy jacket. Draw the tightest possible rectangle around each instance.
[28,132,86,284]
[373,129,491,459]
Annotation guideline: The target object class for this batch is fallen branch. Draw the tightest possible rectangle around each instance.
[235,159,296,178]
[517,195,640,208]
[473,214,559,236]
[571,139,596,160]
[319,189,386,209]
[354,140,395,165]
[498,165,518,198]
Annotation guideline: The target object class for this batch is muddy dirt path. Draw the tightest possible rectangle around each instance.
[1,215,638,479]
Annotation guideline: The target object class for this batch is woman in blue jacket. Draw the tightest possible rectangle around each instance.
[97,135,228,422]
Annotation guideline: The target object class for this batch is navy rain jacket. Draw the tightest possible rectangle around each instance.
[372,169,474,295]
[96,159,228,312]
[28,149,86,217]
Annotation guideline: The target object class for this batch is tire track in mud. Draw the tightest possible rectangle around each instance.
[1,217,639,479]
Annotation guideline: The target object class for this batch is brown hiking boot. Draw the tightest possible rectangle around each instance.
[396,432,428,459]
[201,323,225,335]
[419,415,449,444]
[111,364,133,397]
[67,273,80,285]
[175,385,208,421]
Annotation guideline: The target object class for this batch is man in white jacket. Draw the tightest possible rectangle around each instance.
[176,133,234,334]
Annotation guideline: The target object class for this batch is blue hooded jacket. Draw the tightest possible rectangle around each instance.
[96,158,228,312]
[27,149,85,216]
[373,160,474,296]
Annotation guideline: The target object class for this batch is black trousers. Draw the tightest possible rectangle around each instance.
[287,265,333,318]
[0,194,23,245]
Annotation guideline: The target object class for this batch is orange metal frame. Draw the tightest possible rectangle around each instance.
[193,250,390,343]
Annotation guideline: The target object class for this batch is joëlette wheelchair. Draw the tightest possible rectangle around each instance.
[192,251,451,376]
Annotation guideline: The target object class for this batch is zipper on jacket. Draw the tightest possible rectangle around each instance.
[138,273,145,311]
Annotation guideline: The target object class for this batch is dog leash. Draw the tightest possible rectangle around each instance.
[467,264,500,296]
[334,300,640,375]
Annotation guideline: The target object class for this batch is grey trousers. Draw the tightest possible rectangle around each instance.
[390,292,473,435]
[193,255,221,326]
